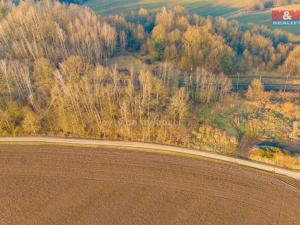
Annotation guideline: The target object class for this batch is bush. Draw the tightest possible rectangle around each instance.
[250,147,300,170]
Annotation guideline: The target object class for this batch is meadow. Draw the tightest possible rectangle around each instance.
[85,0,300,34]
[85,0,241,16]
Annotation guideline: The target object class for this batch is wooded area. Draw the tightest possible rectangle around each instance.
[0,1,299,168]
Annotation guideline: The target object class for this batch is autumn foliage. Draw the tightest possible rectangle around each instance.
[0,1,299,168]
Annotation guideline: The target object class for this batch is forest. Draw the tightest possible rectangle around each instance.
[0,1,299,169]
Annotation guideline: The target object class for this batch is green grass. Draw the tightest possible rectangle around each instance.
[85,0,300,35]
[234,10,300,35]
[85,0,239,17]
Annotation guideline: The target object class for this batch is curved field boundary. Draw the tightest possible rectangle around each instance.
[0,137,300,180]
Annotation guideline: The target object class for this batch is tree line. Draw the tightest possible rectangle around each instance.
[252,0,300,11]
[0,1,299,165]
[127,6,300,76]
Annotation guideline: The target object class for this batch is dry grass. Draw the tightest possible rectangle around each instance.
[275,4,300,10]
[250,148,300,170]
[107,55,148,72]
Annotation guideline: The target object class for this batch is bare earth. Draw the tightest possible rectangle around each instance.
[0,144,300,225]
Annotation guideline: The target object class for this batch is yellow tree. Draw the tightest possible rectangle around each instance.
[193,125,237,154]
[246,79,269,102]
[168,88,188,125]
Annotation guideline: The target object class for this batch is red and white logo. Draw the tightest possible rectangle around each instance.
[282,11,292,20]
[272,10,300,25]
[272,10,300,20]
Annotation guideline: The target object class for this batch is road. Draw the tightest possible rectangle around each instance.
[232,83,300,92]
[0,137,300,180]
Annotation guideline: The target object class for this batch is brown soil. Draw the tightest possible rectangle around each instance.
[0,144,300,225]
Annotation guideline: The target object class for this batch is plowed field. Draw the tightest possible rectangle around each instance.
[0,144,300,225]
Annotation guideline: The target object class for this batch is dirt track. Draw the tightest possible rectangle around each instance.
[0,144,300,225]
[1,137,299,180]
